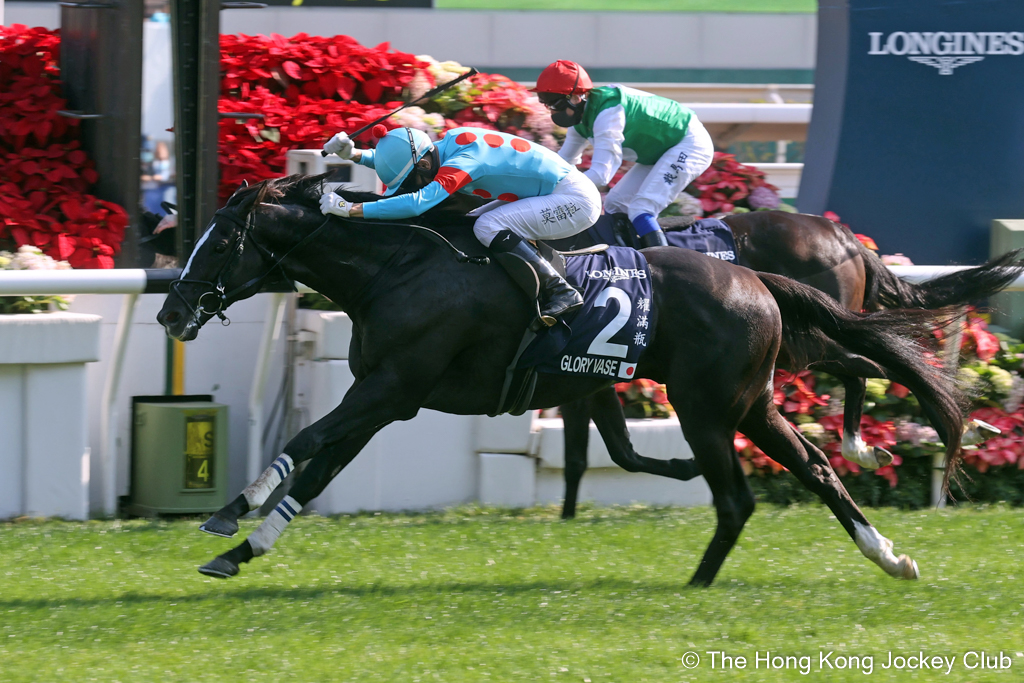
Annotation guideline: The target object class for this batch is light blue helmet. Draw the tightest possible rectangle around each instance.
[374,127,435,196]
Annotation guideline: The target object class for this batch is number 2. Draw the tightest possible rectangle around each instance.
[586,287,631,358]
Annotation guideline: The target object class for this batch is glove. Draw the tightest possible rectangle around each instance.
[320,192,351,217]
[322,132,354,159]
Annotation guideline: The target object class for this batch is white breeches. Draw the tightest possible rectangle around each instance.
[604,117,715,221]
[471,168,602,247]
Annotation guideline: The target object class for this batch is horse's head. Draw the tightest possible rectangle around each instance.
[157,181,281,341]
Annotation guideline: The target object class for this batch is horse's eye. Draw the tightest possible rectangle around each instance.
[213,242,228,254]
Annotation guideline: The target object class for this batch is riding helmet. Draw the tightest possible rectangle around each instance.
[374,127,435,196]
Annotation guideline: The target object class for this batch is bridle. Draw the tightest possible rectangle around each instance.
[169,204,331,330]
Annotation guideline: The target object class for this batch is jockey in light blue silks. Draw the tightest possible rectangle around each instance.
[320,125,601,322]
[532,60,715,249]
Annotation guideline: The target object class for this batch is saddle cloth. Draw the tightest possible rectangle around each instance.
[585,214,738,264]
[518,246,655,380]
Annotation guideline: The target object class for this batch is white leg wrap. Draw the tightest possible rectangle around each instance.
[247,495,302,557]
[841,433,893,469]
[853,521,919,579]
[242,454,295,510]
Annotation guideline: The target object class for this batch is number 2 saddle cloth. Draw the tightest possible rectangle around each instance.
[518,246,656,380]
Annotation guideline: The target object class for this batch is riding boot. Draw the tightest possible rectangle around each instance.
[490,231,584,324]
[638,228,669,248]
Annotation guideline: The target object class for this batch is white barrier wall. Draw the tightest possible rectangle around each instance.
[0,312,100,519]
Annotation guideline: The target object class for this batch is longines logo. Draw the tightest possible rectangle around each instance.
[868,31,1024,74]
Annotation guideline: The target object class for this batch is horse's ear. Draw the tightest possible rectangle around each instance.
[240,179,249,189]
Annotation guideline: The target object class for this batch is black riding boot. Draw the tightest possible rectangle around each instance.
[490,231,583,324]
[639,228,669,248]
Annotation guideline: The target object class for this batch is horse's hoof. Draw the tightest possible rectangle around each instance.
[895,554,919,580]
[962,419,1000,447]
[872,447,894,468]
[199,513,239,538]
[198,556,239,579]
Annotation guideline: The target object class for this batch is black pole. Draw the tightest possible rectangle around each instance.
[171,0,221,264]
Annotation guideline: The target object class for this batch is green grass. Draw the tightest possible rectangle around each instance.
[1,504,1021,682]
[435,0,816,11]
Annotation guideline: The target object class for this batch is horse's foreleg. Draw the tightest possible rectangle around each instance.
[589,386,700,481]
[740,397,918,580]
[560,397,593,519]
[198,364,433,578]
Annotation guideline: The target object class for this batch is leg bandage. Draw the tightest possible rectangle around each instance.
[247,495,302,557]
[242,454,295,510]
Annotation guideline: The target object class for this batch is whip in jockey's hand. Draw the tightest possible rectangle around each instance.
[322,132,355,159]
[532,60,715,249]
[318,123,601,324]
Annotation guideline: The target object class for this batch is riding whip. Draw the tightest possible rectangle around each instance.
[322,67,479,156]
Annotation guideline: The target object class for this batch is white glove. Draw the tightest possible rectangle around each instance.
[322,132,354,159]
[320,192,351,218]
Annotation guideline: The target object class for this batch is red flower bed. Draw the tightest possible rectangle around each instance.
[689,152,779,215]
[0,25,127,268]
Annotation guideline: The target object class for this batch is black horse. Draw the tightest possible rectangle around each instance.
[157,176,967,586]
[548,210,1022,518]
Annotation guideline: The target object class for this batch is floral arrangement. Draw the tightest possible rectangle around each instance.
[0,25,129,268]
[0,245,71,313]
[217,35,555,201]
[614,379,672,419]
[684,152,786,216]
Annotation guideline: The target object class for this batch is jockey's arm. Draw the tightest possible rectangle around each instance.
[558,127,588,166]
[358,181,453,221]
[584,105,626,187]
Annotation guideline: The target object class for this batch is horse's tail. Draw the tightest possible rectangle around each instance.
[859,241,1024,310]
[756,272,967,493]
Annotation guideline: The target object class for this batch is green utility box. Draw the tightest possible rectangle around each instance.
[127,396,228,516]
[991,219,1024,339]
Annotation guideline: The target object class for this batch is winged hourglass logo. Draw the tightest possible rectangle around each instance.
[908,56,985,75]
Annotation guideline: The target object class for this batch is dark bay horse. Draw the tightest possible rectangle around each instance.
[549,210,1022,518]
[158,176,967,586]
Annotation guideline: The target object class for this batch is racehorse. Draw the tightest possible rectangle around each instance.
[157,175,968,586]
[546,210,1023,518]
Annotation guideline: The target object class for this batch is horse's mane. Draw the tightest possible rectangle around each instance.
[234,173,477,231]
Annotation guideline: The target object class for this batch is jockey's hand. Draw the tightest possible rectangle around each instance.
[320,192,351,218]
[323,132,354,159]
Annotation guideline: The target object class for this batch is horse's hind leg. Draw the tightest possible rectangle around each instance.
[560,397,592,519]
[837,375,894,470]
[739,396,918,580]
[667,392,755,587]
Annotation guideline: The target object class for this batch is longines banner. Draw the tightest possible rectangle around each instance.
[260,0,433,6]
[799,0,1024,264]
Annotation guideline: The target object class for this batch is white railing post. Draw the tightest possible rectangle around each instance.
[98,292,138,517]
[248,293,288,484]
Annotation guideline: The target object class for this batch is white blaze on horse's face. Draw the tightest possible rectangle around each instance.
[180,219,216,280]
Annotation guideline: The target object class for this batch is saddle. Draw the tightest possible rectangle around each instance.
[491,240,610,416]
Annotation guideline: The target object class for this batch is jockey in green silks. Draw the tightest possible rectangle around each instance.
[532,60,715,248]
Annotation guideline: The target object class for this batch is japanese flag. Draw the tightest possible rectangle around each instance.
[617,362,637,379]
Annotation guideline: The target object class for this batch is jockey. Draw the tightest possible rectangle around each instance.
[320,125,601,322]
[532,60,715,248]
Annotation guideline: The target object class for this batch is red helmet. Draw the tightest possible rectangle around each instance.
[531,60,593,96]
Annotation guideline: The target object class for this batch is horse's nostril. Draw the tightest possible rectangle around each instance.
[160,309,180,325]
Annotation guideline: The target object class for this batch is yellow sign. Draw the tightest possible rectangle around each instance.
[185,416,215,489]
